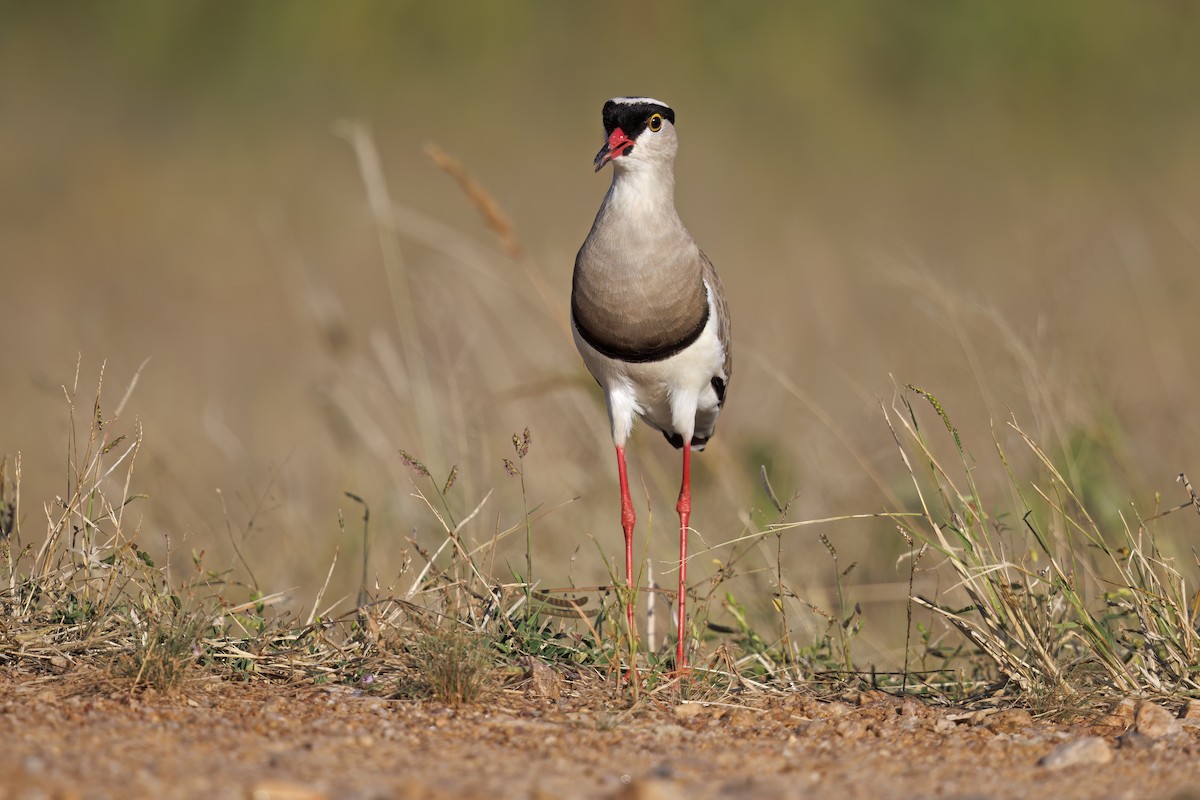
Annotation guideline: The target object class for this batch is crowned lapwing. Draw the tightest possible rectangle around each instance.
[572,97,732,671]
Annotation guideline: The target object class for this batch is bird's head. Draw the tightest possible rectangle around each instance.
[593,97,677,173]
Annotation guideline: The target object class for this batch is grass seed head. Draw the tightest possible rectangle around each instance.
[512,427,531,459]
[399,449,431,478]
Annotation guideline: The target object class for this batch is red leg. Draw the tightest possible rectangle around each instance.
[675,442,692,671]
[615,445,636,641]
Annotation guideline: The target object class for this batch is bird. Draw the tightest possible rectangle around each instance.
[571,97,732,671]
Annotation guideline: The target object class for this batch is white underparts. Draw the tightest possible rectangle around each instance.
[572,281,727,449]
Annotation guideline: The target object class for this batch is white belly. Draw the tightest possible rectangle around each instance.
[572,287,726,448]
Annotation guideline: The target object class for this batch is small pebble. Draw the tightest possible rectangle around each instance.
[984,709,1034,734]
[726,710,758,729]
[260,696,290,716]
[934,717,958,734]
[673,703,705,721]
[524,659,562,700]
[249,780,329,800]
[834,718,870,740]
[1038,737,1113,769]
[609,778,685,800]
[1097,696,1138,729]
[1135,700,1180,739]
[1117,730,1153,750]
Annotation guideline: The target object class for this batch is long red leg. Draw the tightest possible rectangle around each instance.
[615,445,636,642]
[675,442,692,671]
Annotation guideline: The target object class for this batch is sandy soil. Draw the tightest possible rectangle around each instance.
[2,667,1200,800]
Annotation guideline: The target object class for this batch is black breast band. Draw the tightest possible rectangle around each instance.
[573,304,710,363]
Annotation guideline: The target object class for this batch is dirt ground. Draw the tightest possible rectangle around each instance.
[3,667,1200,800]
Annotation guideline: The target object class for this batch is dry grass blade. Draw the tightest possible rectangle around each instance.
[883,385,1200,702]
[424,142,522,259]
[422,141,567,336]
[406,626,497,705]
[335,120,439,464]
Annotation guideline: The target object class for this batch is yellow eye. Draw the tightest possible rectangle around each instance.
[647,114,663,132]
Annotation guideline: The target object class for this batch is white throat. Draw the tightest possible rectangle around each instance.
[606,157,678,224]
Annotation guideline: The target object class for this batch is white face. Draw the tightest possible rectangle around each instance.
[616,116,678,172]
[600,98,678,173]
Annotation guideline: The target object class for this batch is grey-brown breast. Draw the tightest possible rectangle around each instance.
[571,229,711,363]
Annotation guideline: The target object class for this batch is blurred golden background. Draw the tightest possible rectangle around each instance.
[4,3,1200,662]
